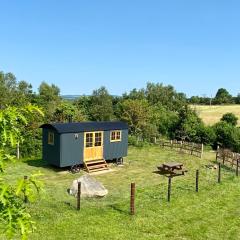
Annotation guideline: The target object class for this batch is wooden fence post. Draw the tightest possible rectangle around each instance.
[16,143,20,160]
[200,144,204,159]
[167,177,172,202]
[24,176,28,203]
[191,143,194,156]
[236,160,239,177]
[195,170,199,192]
[216,145,219,161]
[130,183,135,215]
[218,162,221,183]
[77,182,81,211]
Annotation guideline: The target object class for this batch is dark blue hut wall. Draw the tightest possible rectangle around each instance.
[104,129,128,160]
[60,132,84,167]
[42,129,60,166]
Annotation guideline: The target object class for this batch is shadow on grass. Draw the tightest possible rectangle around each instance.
[24,158,69,172]
[108,204,129,214]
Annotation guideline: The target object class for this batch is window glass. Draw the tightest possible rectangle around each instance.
[110,130,121,142]
[85,133,93,147]
[95,132,102,146]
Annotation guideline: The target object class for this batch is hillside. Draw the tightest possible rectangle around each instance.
[191,105,240,126]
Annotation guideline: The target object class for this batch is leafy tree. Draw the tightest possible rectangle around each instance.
[14,81,33,106]
[122,88,145,100]
[116,99,151,136]
[37,82,61,120]
[235,93,240,104]
[174,106,205,142]
[145,82,187,111]
[221,113,238,126]
[38,82,60,102]
[74,95,92,120]
[53,101,86,122]
[89,87,114,121]
[214,88,233,104]
[0,71,17,108]
[150,104,178,137]
[212,121,240,150]
[0,105,44,239]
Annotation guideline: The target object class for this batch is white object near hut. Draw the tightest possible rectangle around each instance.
[69,175,108,197]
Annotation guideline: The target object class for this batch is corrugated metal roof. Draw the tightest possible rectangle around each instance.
[40,121,128,134]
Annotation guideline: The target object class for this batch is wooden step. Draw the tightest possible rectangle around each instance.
[88,167,109,173]
[84,159,109,173]
[86,159,106,164]
[88,164,108,170]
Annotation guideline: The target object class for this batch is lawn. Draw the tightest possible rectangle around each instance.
[2,145,240,240]
[191,104,240,126]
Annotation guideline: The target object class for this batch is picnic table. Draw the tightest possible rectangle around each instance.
[157,162,187,177]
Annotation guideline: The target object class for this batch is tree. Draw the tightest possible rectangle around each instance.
[74,95,92,120]
[122,88,145,100]
[174,106,205,142]
[116,99,152,137]
[53,101,86,122]
[221,113,238,126]
[37,82,61,120]
[235,93,240,104]
[0,71,17,108]
[213,121,240,151]
[214,88,233,104]
[0,105,44,239]
[89,87,114,121]
[145,82,187,111]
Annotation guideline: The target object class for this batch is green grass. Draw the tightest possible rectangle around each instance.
[191,104,240,126]
[2,146,240,240]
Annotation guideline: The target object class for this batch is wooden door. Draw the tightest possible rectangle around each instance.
[84,131,103,161]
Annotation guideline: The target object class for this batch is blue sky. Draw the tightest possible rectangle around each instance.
[0,0,239,97]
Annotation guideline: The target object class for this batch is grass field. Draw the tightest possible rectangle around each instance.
[2,146,240,240]
[191,105,240,126]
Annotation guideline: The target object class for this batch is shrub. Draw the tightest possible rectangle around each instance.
[221,113,238,126]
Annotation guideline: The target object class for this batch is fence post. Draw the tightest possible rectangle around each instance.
[16,142,20,160]
[24,176,28,203]
[216,145,220,161]
[236,160,239,177]
[223,150,225,165]
[195,170,199,192]
[191,143,194,156]
[167,177,172,202]
[170,140,173,149]
[77,182,81,211]
[218,162,221,183]
[130,183,135,215]
[200,144,204,159]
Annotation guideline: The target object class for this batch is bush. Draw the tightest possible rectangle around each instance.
[221,113,238,126]
[128,135,146,147]
[212,121,240,151]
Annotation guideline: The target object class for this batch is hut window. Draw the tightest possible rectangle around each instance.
[48,132,54,145]
[85,133,93,147]
[110,130,121,142]
[95,132,102,146]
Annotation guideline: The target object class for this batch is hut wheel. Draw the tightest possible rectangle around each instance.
[70,164,81,174]
[116,157,123,165]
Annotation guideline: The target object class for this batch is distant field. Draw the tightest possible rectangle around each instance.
[191,105,240,126]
